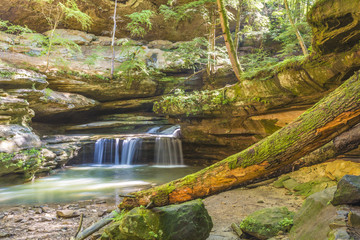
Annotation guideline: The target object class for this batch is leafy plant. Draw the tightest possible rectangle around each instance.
[0,19,33,35]
[31,0,92,70]
[126,10,154,37]
[153,88,234,116]
[115,39,151,87]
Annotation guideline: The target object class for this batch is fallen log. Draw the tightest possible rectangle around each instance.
[293,123,360,168]
[119,71,360,209]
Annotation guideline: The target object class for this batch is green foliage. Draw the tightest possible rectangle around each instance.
[0,19,33,35]
[59,0,92,30]
[43,88,54,101]
[0,70,15,78]
[126,10,154,37]
[115,39,154,87]
[164,37,209,71]
[159,0,215,23]
[0,148,45,178]
[84,48,104,69]
[153,88,234,116]
[241,49,305,80]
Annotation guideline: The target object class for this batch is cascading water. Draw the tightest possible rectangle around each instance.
[92,126,184,166]
[154,137,184,165]
[120,138,142,165]
[93,137,142,165]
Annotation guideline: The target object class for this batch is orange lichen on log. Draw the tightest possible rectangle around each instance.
[316,109,360,135]
[169,187,193,203]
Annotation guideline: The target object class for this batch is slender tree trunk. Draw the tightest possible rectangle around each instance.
[234,0,242,53]
[216,0,243,81]
[284,0,308,56]
[119,71,360,209]
[110,0,117,79]
[45,10,62,71]
[207,6,216,75]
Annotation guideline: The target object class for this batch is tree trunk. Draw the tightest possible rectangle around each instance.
[110,0,117,79]
[216,0,243,81]
[119,71,360,209]
[207,6,216,75]
[234,0,243,53]
[293,123,360,168]
[284,0,308,56]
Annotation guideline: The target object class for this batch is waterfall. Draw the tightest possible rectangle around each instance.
[154,137,184,165]
[120,138,142,165]
[92,126,183,166]
[94,139,107,164]
[94,138,141,165]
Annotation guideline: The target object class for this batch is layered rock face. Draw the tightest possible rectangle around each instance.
[0,0,207,42]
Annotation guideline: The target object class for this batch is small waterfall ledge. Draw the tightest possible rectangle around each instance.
[93,126,184,166]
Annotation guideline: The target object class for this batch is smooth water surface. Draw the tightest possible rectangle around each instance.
[0,164,203,206]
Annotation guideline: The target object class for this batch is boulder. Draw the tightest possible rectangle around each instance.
[0,124,41,153]
[43,29,96,45]
[332,175,360,206]
[155,199,213,240]
[239,207,294,240]
[290,187,338,240]
[102,199,213,240]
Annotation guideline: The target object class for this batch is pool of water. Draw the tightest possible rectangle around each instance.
[0,164,203,206]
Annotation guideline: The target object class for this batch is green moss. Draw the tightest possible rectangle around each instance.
[239,207,295,239]
[293,177,337,197]
[273,175,291,188]
[149,183,176,206]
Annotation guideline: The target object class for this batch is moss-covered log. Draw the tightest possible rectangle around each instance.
[293,123,360,167]
[119,72,360,209]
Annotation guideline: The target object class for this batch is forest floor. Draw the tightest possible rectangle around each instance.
[0,183,303,240]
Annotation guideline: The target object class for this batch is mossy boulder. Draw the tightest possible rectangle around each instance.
[290,187,337,240]
[332,175,360,206]
[102,199,213,240]
[239,207,295,240]
[155,199,213,240]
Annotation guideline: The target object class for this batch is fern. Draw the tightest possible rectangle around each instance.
[126,10,154,37]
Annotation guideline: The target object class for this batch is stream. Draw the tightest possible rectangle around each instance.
[0,164,203,206]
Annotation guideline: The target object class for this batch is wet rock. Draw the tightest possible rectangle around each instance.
[44,29,96,45]
[332,175,360,206]
[56,210,80,218]
[239,207,294,240]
